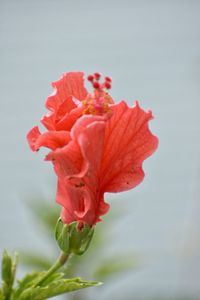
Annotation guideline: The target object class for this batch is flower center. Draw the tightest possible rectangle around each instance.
[82,72,114,115]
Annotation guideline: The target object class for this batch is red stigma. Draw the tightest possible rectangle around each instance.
[104,82,112,89]
[105,76,112,83]
[87,72,112,91]
[94,72,101,80]
[93,81,100,89]
[87,74,94,82]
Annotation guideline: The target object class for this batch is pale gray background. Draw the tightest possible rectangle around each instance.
[1,0,200,299]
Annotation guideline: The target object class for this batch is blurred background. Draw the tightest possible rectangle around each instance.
[1,0,200,299]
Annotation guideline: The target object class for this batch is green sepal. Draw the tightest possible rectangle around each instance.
[18,277,101,300]
[69,222,94,255]
[55,219,94,255]
[55,219,70,253]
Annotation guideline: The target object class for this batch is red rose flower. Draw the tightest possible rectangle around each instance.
[27,72,158,226]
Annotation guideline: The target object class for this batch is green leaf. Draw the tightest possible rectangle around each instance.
[14,271,65,298]
[0,289,4,300]
[11,252,19,286]
[14,272,40,298]
[1,250,12,285]
[38,272,64,287]
[14,271,64,298]
[18,278,101,300]
[93,255,138,280]
[1,251,18,300]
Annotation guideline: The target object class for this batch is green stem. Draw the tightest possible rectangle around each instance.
[34,252,70,287]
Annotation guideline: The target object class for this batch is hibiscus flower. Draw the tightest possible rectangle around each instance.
[27,72,158,226]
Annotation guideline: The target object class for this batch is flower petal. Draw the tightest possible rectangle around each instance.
[70,115,110,224]
[45,72,88,111]
[27,126,41,151]
[56,105,84,131]
[27,127,71,151]
[101,101,159,192]
[35,131,71,151]
[46,140,85,179]
[48,114,110,225]
[57,177,96,225]
[41,96,83,131]
[57,178,109,226]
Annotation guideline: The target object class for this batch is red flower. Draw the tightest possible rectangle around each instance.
[27,72,158,226]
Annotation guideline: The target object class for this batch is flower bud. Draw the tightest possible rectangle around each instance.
[55,219,94,255]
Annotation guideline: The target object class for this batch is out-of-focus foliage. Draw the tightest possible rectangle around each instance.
[21,198,137,300]
[21,200,200,300]
[0,250,99,300]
